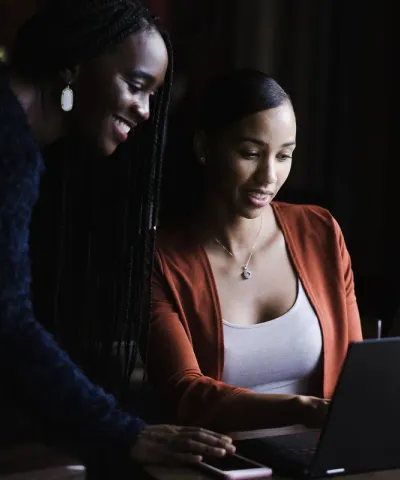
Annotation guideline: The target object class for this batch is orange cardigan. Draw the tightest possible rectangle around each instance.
[148,203,362,432]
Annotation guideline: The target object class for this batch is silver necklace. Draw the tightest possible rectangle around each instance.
[214,217,263,280]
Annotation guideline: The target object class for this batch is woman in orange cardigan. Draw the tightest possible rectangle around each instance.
[147,69,362,433]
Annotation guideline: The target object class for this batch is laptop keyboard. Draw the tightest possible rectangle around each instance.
[279,445,315,463]
[237,430,320,468]
[263,432,318,463]
[271,431,318,449]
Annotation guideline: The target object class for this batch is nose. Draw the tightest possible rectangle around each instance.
[255,156,278,185]
[131,95,151,123]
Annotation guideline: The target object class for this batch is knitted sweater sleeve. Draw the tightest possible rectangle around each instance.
[0,79,145,461]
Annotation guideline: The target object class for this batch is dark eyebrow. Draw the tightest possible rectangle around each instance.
[126,69,156,83]
[240,137,265,146]
[240,137,296,148]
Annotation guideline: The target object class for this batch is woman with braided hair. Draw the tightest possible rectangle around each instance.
[0,0,235,467]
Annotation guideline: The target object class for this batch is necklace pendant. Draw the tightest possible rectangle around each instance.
[242,267,252,280]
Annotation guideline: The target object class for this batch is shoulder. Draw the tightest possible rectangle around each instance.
[273,201,340,235]
[0,71,44,259]
[154,221,207,281]
[273,201,346,255]
[156,215,199,253]
[0,71,31,149]
[273,201,335,225]
[0,71,43,201]
[156,225,198,261]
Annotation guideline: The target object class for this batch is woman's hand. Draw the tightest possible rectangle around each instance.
[130,424,236,465]
[297,395,331,428]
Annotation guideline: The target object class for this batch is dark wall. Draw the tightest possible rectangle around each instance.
[0,0,47,50]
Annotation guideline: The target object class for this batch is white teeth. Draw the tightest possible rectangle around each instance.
[114,117,131,134]
[250,192,267,199]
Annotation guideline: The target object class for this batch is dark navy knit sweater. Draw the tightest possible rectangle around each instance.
[0,67,145,460]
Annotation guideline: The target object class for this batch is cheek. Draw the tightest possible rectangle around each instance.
[113,78,132,108]
[277,160,292,185]
[217,158,255,197]
[228,159,256,189]
[75,75,121,119]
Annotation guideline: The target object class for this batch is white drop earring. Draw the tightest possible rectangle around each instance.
[61,83,74,112]
[200,156,206,164]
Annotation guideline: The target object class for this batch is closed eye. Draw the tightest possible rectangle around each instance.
[124,78,158,99]
[241,151,260,160]
[124,79,143,93]
[277,153,293,162]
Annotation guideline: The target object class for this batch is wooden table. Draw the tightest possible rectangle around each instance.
[1,427,400,479]
[147,426,400,480]
[147,466,400,480]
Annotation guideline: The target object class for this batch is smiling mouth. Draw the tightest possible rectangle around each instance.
[248,190,274,199]
[245,190,274,208]
[112,115,135,135]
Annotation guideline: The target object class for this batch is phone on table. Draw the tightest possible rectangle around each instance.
[198,453,272,479]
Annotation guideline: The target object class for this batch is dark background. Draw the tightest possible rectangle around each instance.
[152,0,398,333]
[0,0,398,332]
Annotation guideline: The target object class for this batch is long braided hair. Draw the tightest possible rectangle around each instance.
[11,0,173,403]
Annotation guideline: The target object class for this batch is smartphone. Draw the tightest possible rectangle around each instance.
[198,454,272,479]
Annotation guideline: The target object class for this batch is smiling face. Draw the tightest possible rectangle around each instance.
[68,26,168,156]
[199,101,296,219]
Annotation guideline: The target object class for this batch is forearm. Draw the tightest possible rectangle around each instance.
[214,391,305,432]
[0,291,146,456]
[165,377,307,433]
[0,295,146,460]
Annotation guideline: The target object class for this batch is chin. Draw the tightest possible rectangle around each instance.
[104,144,118,157]
[96,138,118,157]
[237,204,269,220]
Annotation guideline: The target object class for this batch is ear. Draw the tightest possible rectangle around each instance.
[59,66,80,85]
[194,130,207,163]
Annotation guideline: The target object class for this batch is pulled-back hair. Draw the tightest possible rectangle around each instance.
[197,68,290,134]
[17,0,173,403]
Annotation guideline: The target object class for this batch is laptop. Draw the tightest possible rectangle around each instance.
[236,338,400,478]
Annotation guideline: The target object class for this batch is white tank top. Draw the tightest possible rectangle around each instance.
[222,279,322,395]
